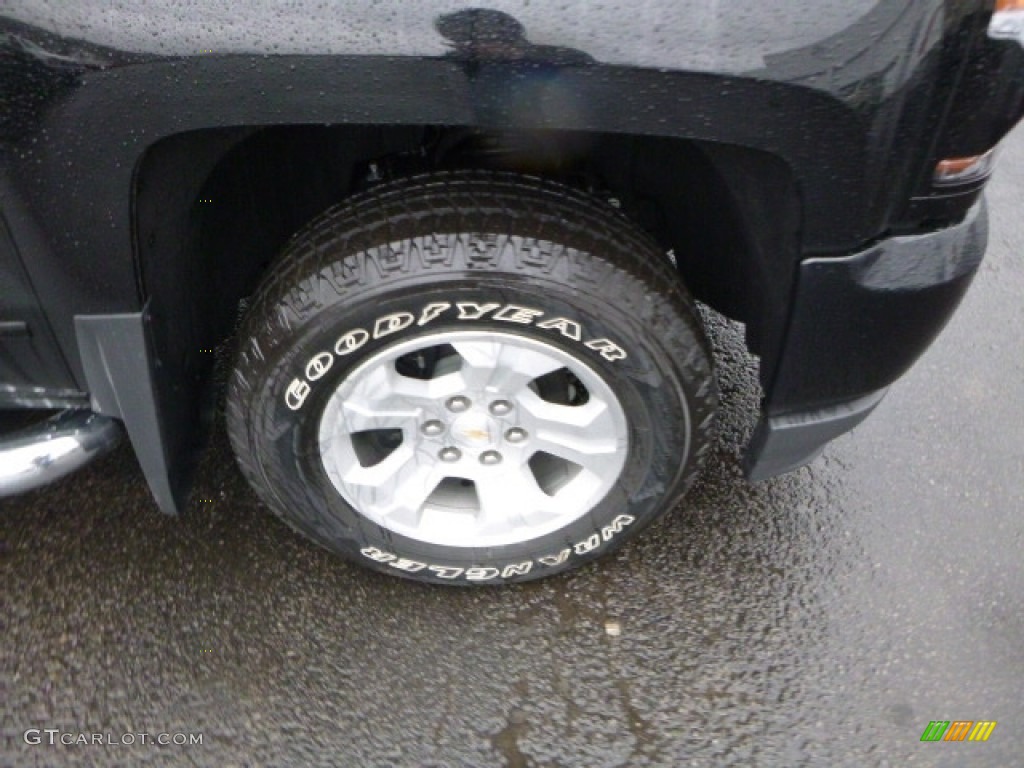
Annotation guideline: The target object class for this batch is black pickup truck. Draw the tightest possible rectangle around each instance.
[2,2,1022,584]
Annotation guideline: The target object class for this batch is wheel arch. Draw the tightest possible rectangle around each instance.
[135,124,800,408]
[123,122,800,512]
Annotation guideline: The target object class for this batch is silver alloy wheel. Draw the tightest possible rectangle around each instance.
[317,330,628,548]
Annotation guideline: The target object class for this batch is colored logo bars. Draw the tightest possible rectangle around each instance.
[920,721,997,742]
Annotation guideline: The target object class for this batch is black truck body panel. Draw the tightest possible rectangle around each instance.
[0,196,81,407]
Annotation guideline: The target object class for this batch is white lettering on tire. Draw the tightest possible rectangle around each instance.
[285,299,628,410]
[537,548,572,567]
[465,567,501,581]
[428,565,464,579]
[536,316,582,341]
[285,379,312,411]
[304,351,334,381]
[388,558,428,573]
[585,338,628,362]
[456,301,501,320]
[373,312,414,339]
[360,546,396,564]
[335,329,370,356]
[602,514,635,541]
[418,302,451,326]
[357,514,635,581]
[493,304,544,324]
[500,562,533,578]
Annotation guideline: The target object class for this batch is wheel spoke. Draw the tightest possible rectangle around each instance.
[474,464,562,534]
[449,339,564,395]
[328,367,451,439]
[332,400,418,433]
[521,394,625,477]
[519,389,614,429]
[339,446,442,528]
[530,428,624,477]
[386,365,467,402]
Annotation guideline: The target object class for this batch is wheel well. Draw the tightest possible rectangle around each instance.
[134,124,800,421]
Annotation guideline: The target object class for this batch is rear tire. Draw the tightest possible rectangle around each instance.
[226,171,716,584]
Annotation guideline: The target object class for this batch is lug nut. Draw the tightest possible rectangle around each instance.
[505,427,528,444]
[421,420,445,437]
[479,450,503,466]
[439,446,462,462]
[446,396,471,413]
[489,400,513,416]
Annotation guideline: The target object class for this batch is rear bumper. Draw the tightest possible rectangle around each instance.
[745,197,988,480]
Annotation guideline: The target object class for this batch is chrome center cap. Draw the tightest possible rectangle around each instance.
[450,411,496,448]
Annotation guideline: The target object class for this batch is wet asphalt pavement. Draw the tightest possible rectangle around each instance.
[4,125,1024,768]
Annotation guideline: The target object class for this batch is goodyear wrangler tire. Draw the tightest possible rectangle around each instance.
[226,171,716,585]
